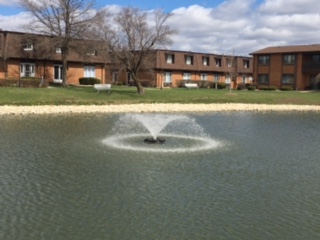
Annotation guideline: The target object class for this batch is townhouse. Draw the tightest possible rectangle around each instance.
[250,44,320,90]
[1,30,253,88]
[0,30,107,85]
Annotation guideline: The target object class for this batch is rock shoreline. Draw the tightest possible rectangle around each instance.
[0,103,320,115]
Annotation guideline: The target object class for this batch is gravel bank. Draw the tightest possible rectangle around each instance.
[0,104,320,115]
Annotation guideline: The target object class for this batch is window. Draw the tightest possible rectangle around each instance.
[311,55,320,62]
[202,56,209,66]
[84,65,95,77]
[243,59,250,68]
[55,47,62,53]
[227,58,234,68]
[258,74,269,84]
[54,65,63,83]
[282,74,294,84]
[166,54,175,64]
[183,72,191,80]
[242,75,248,83]
[20,63,35,77]
[225,75,231,84]
[214,74,220,82]
[23,43,33,51]
[258,55,270,65]
[185,55,193,65]
[86,49,97,56]
[164,72,172,83]
[215,58,222,67]
[283,54,296,64]
[200,73,208,81]
[112,71,118,82]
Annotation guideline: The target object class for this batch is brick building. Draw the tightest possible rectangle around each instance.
[250,44,320,90]
[1,30,253,88]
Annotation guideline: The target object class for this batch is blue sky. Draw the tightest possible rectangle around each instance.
[0,0,263,16]
[0,0,319,55]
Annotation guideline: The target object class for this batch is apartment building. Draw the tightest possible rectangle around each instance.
[111,50,253,88]
[0,30,106,85]
[1,30,253,88]
[153,50,253,88]
[250,44,320,90]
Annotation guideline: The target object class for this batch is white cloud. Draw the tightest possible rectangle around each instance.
[0,12,30,31]
[259,0,320,14]
[0,0,19,6]
[1,1,320,56]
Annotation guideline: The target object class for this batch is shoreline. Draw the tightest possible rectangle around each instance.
[1,103,320,115]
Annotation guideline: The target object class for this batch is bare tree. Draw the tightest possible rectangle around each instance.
[225,50,238,93]
[97,7,176,94]
[19,0,104,86]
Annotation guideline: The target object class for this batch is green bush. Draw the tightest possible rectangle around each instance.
[217,82,226,89]
[237,83,246,90]
[79,77,101,85]
[280,86,294,91]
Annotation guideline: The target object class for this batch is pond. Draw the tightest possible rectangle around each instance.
[1,112,320,240]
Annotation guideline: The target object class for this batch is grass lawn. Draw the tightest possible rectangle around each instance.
[0,85,319,105]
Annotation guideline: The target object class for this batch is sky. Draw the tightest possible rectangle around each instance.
[0,0,320,56]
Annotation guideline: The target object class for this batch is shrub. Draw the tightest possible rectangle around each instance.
[280,86,294,91]
[79,77,101,85]
[217,82,226,89]
[259,86,277,91]
[198,81,210,88]
[237,83,246,90]
[248,85,256,91]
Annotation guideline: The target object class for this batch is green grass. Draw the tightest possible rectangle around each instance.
[0,85,319,105]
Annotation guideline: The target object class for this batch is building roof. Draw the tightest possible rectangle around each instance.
[250,44,320,55]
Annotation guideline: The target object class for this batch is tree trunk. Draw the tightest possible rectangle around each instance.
[62,52,68,87]
[132,75,144,94]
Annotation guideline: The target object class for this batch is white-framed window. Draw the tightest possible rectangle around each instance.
[225,75,231,84]
[84,65,95,78]
[20,63,35,77]
[54,65,63,83]
[242,75,247,83]
[227,58,234,68]
[86,49,97,56]
[185,55,193,65]
[200,73,208,81]
[283,54,296,64]
[282,74,294,84]
[166,54,174,64]
[215,58,221,67]
[164,72,172,83]
[23,43,33,51]
[183,72,191,80]
[203,56,209,66]
[55,47,62,53]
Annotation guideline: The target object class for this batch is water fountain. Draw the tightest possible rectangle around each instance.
[102,113,222,153]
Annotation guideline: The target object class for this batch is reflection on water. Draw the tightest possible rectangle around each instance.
[1,112,320,240]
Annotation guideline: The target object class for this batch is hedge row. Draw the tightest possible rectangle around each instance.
[0,77,47,87]
[79,77,101,85]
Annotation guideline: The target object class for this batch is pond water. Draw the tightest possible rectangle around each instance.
[1,112,320,240]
